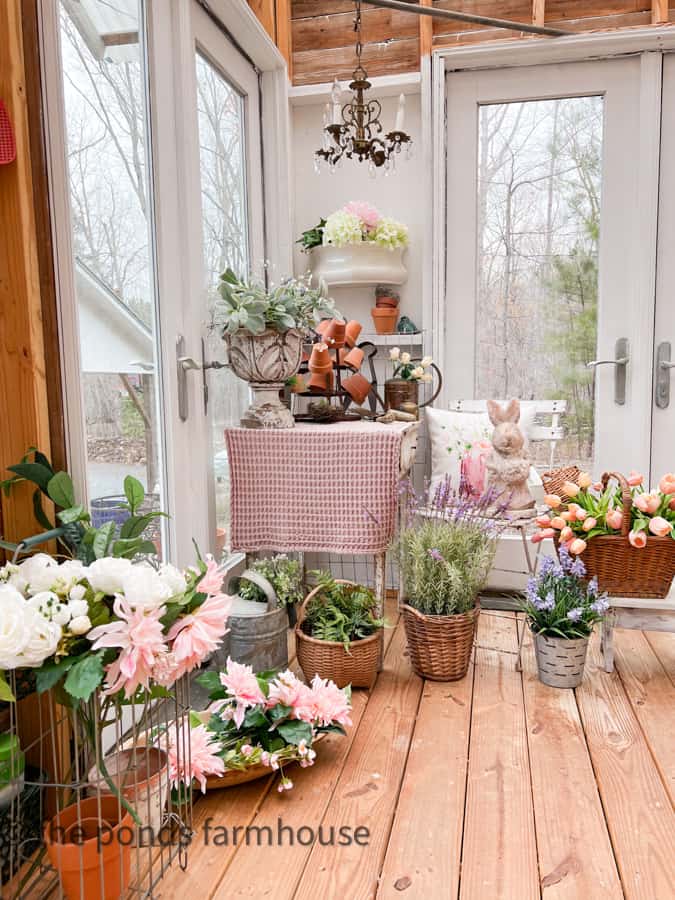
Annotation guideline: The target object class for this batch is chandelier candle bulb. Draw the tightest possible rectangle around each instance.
[395,93,405,132]
[331,80,342,125]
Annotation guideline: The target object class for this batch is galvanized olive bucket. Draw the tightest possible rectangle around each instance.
[223,570,289,673]
[534,633,589,688]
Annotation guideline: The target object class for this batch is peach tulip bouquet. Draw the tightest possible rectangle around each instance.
[532,470,675,554]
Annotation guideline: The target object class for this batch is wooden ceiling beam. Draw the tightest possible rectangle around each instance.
[652,0,668,23]
[533,0,546,27]
[420,0,433,58]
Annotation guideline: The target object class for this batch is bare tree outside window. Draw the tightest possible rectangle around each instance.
[476,96,603,468]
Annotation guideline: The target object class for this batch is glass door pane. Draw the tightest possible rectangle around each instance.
[58,0,165,550]
[476,96,603,469]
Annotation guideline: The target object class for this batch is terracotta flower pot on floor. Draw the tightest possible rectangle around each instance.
[45,795,134,900]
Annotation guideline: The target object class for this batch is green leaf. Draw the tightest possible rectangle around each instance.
[242,707,268,729]
[268,703,292,723]
[33,489,54,531]
[112,538,157,559]
[196,671,223,695]
[47,472,76,509]
[276,719,313,746]
[58,505,87,525]
[124,476,145,515]
[36,657,75,694]
[119,511,165,540]
[93,521,116,559]
[317,723,346,736]
[7,462,54,492]
[64,652,104,702]
[0,672,15,703]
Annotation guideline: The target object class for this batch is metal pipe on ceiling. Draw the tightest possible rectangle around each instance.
[360,0,571,38]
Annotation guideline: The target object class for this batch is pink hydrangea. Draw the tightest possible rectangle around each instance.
[168,724,224,793]
[294,675,352,728]
[219,657,266,727]
[163,593,231,682]
[88,596,167,698]
[343,201,380,231]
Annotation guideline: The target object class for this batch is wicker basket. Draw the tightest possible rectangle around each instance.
[542,465,581,500]
[402,602,478,681]
[556,471,675,598]
[295,580,381,689]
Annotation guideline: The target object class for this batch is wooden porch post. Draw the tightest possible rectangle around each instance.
[0,0,53,545]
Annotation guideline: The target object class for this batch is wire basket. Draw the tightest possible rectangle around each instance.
[3,674,192,898]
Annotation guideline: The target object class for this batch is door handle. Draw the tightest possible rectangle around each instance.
[586,338,629,405]
[176,335,228,420]
[656,341,673,409]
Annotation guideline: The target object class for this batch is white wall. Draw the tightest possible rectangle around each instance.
[291,92,425,331]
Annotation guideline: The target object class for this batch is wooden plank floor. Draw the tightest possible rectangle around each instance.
[150,611,675,900]
[16,610,674,899]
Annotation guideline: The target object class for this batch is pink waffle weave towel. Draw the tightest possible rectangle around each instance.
[225,423,406,554]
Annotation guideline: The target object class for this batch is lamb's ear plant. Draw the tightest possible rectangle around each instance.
[1,448,163,562]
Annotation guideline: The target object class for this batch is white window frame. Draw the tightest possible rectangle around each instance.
[36,0,292,565]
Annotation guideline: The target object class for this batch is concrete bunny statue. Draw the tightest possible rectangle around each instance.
[485,399,535,514]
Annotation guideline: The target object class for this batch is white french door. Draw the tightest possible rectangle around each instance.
[443,54,661,480]
[42,0,290,567]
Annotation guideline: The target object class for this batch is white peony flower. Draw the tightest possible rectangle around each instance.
[17,554,57,595]
[0,585,32,669]
[411,366,424,379]
[120,564,171,610]
[69,615,92,636]
[69,584,87,603]
[26,591,60,617]
[389,347,400,361]
[18,609,61,667]
[87,557,133,595]
[158,563,187,598]
[400,352,411,365]
[421,372,433,383]
[421,356,433,368]
[31,560,87,597]
[67,599,89,619]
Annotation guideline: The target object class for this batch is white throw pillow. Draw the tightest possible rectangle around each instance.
[425,403,540,498]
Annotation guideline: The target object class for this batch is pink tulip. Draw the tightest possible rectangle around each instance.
[592,482,603,492]
[569,538,587,555]
[575,508,588,521]
[582,516,597,532]
[606,509,623,530]
[559,526,574,542]
[635,493,660,515]
[567,503,580,519]
[563,481,580,498]
[560,511,573,522]
[628,530,647,549]
[535,514,552,528]
[550,516,566,530]
[627,471,644,487]
[531,528,555,544]
[544,494,561,509]
[659,473,675,495]
[648,516,671,537]
[670,497,675,511]
[578,472,592,489]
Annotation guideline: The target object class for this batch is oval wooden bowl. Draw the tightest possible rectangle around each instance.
[204,733,326,791]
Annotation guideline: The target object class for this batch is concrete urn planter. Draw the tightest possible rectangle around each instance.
[225,327,303,428]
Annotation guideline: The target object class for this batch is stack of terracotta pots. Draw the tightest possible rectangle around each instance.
[371,288,399,334]
[307,319,372,406]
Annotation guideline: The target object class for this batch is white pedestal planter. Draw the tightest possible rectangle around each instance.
[309,244,407,286]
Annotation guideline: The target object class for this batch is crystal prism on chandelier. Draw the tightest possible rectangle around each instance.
[314,1,412,175]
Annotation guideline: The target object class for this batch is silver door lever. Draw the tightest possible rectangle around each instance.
[586,338,629,405]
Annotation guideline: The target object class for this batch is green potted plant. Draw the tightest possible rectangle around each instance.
[523,546,609,688]
[214,270,338,428]
[397,481,504,681]
[295,572,383,689]
[237,554,304,625]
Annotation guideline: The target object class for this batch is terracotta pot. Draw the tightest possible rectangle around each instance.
[45,795,134,900]
[308,342,333,374]
[215,528,226,558]
[315,319,331,336]
[342,346,365,372]
[322,319,346,349]
[308,370,334,392]
[375,296,399,309]
[345,320,362,348]
[371,307,398,335]
[342,373,372,405]
[288,374,307,393]
[87,747,169,843]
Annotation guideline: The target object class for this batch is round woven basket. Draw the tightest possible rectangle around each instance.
[556,470,675,598]
[541,465,581,500]
[295,580,381,689]
[402,602,478,681]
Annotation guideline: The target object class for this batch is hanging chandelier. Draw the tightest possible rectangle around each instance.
[314,0,412,175]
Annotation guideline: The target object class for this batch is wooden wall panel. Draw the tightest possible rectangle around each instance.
[0,0,53,544]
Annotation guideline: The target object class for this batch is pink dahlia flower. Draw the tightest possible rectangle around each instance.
[198,555,227,595]
[168,724,224,793]
[165,593,231,682]
[294,675,352,728]
[219,657,266,727]
[267,669,306,709]
[342,201,380,231]
[88,596,167,698]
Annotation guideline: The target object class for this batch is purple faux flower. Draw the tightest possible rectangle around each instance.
[567,607,583,622]
[570,556,587,578]
[428,548,444,562]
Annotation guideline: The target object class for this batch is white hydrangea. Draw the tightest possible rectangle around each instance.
[158,563,187,598]
[322,210,363,248]
[372,216,409,250]
[87,557,133,595]
[27,559,86,597]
